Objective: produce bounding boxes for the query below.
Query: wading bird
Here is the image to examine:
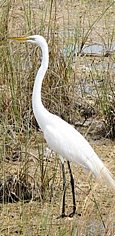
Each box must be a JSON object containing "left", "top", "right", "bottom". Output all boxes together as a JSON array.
[{"left": 9, "top": 35, "right": 115, "bottom": 217}]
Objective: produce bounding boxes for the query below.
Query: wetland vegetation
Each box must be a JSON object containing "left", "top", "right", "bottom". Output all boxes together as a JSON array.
[{"left": 0, "top": 0, "right": 115, "bottom": 235}]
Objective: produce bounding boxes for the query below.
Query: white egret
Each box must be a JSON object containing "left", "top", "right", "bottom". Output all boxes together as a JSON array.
[{"left": 9, "top": 35, "right": 115, "bottom": 217}]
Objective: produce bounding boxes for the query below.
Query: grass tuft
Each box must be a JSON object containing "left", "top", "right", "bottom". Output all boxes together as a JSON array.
[{"left": 0, "top": 0, "right": 115, "bottom": 235}]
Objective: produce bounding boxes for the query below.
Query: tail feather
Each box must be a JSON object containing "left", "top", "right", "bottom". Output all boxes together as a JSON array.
[
  {"left": 98, "top": 166, "right": 115, "bottom": 190},
  {"left": 87, "top": 154, "right": 115, "bottom": 190}
]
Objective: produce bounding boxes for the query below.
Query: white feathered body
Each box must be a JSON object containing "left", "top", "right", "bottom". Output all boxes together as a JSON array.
[
  {"left": 44, "top": 114, "right": 98, "bottom": 168},
  {"left": 34, "top": 106, "right": 115, "bottom": 189},
  {"left": 30, "top": 35, "right": 115, "bottom": 190}
]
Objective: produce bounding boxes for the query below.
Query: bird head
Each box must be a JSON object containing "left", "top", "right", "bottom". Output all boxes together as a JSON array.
[{"left": 8, "top": 35, "right": 47, "bottom": 48}]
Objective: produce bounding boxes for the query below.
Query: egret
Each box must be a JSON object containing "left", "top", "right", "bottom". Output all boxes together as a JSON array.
[{"left": 9, "top": 35, "right": 115, "bottom": 217}]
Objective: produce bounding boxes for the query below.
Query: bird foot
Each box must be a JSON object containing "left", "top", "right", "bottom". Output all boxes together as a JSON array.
[
  {"left": 68, "top": 211, "right": 76, "bottom": 218},
  {"left": 56, "top": 213, "right": 68, "bottom": 219},
  {"left": 68, "top": 211, "right": 81, "bottom": 217},
  {"left": 57, "top": 212, "right": 76, "bottom": 219},
  {"left": 57, "top": 210, "right": 81, "bottom": 219}
]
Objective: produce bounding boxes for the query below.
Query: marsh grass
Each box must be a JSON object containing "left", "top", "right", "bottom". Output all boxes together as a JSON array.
[
  {"left": 90, "top": 64, "right": 115, "bottom": 138},
  {"left": 0, "top": 0, "right": 115, "bottom": 235}
]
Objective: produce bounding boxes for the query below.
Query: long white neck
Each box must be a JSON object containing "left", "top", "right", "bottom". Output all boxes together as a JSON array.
[{"left": 32, "top": 39, "right": 50, "bottom": 130}]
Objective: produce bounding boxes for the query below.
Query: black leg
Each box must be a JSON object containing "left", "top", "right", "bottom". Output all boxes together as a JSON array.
[
  {"left": 61, "top": 162, "right": 67, "bottom": 217},
  {"left": 57, "top": 162, "right": 67, "bottom": 218},
  {"left": 67, "top": 161, "right": 76, "bottom": 217}
]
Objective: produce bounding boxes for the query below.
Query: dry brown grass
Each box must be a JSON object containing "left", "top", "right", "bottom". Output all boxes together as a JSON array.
[{"left": 0, "top": 0, "right": 115, "bottom": 235}]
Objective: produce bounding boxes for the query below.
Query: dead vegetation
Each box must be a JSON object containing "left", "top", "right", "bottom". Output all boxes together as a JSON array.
[{"left": 0, "top": 0, "right": 115, "bottom": 235}]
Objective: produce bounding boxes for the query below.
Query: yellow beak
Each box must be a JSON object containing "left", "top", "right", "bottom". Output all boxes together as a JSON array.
[{"left": 8, "top": 36, "right": 29, "bottom": 41}]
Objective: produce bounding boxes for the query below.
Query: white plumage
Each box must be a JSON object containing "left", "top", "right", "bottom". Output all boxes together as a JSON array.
[
  {"left": 43, "top": 113, "right": 115, "bottom": 188},
  {"left": 10, "top": 34, "right": 115, "bottom": 217},
  {"left": 30, "top": 35, "right": 115, "bottom": 189},
  {"left": 11, "top": 35, "right": 115, "bottom": 191}
]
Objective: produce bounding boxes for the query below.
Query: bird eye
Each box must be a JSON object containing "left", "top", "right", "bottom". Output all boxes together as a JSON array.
[{"left": 29, "top": 37, "right": 35, "bottom": 41}]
